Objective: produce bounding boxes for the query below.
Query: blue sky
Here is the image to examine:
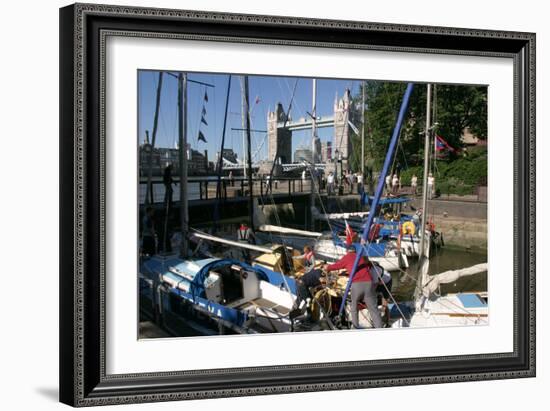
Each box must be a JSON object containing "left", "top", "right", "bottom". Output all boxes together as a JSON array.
[{"left": 138, "top": 71, "right": 362, "bottom": 162}]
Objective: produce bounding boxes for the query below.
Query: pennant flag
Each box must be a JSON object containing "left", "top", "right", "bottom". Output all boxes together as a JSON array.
[
  {"left": 201, "top": 116, "right": 208, "bottom": 126},
  {"left": 204, "top": 91, "right": 208, "bottom": 102},
  {"left": 344, "top": 220, "right": 355, "bottom": 246},
  {"left": 201, "top": 106, "right": 207, "bottom": 116},
  {"left": 435, "top": 135, "right": 456, "bottom": 153},
  {"left": 198, "top": 131, "right": 207, "bottom": 143}
]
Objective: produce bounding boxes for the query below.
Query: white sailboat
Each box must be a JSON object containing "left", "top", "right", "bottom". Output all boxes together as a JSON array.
[{"left": 393, "top": 84, "right": 488, "bottom": 328}]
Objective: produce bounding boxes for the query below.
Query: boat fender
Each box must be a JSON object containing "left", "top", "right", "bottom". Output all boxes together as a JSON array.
[{"left": 401, "top": 221, "right": 416, "bottom": 236}]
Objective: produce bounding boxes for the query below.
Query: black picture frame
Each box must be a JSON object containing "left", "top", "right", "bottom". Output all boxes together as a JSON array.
[{"left": 59, "top": 3, "right": 536, "bottom": 407}]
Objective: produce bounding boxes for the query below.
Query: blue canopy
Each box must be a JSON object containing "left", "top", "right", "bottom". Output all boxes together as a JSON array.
[{"left": 361, "top": 193, "right": 412, "bottom": 206}]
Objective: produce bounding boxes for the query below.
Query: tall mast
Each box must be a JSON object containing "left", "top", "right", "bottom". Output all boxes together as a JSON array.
[
  {"left": 415, "top": 83, "right": 433, "bottom": 301},
  {"left": 338, "top": 83, "right": 414, "bottom": 317},
  {"left": 145, "top": 71, "right": 163, "bottom": 205},
  {"left": 240, "top": 77, "right": 247, "bottom": 178},
  {"left": 243, "top": 76, "right": 254, "bottom": 229},
  {"left": 177, "top": 72, "right": 189, "bottom": 257},
  {"left": 361, "top": 80, "right": 366, "bottom": 176},
  {"left": 213, "top": 76, "right": 233, "bottom": 226},
  {"left": 432, "top": 84, "right": 438, "bottom": 174},
  {"left": 310, "top": 79, "right": 317, "bottom": 229}
]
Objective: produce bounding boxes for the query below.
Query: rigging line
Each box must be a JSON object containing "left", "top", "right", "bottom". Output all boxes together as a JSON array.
[
  {"left": 252, "top": 133, "right": 269, "bottom": 160},
  {"left": 398, "top": 133, "right": 409, "bottom": 170},
  {"left": 260, "top": 188, "right": 296, "bottom": 299},
  {"left": 266, "top": 79, "right": 299, "bottom": 195},
  {"left": 284, "top": 78, "right": 305, "bottom": 123},
  {"left": 372, "top": 267, "right": 410, "bottom": 325},
  {"left": 305, "top": 162, "right": 334, "bottom": 233}
]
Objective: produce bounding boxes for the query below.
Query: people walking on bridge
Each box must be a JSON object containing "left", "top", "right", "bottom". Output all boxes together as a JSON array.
[{"left": 385, "top": 174, "right": 392, "bottom": 194}]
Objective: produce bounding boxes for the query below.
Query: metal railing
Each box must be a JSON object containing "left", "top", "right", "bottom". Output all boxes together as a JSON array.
[{"left": 139, "top": 177, "right": 318, "bottom": 205}]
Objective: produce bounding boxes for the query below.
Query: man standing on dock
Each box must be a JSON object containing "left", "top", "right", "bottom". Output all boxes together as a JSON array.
[
  {"left": 324, "top": 246, "right": 383, "bottom": 329},
  {"left": 163, "top": 163, "right": 176, "bottom": 209},
  {"left": 411, "top": 174, "right": 418, "bottom": 195},
  {"left": 356, "top": 172, "right": 364, "bottom": 195},
  {"left": 427, "top": 173, "right": 435, "bottom": 199},
  {"left": 327, "top": 171, "right": 335, "bottom": 196}
]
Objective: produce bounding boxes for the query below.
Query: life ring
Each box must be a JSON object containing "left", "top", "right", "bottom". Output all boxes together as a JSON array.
[{"left": 401, "top": 221, "right": 416, "bottom": 236}]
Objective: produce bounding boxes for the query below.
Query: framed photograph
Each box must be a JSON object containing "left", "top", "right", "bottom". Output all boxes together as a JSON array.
[{"left": 59, "top": 3, "right": 535, "bottom": 407}]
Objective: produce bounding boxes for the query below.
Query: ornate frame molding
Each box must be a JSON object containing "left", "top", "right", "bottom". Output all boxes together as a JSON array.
[{"left": 60, "top": 3, "right": 535, "bottom": 407}]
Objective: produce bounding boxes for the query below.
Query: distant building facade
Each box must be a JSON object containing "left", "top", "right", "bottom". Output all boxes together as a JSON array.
[
  {"left": 139, "top": 143, "right": 208, "bottom": 176},
  {"left": 294, "top": 147, "right": 313, "bottom": 163},
  {"left": 267, "top": 103, "right": 292, "bottom": 164},
  {"left": 321, "top": 141, "right": 332, "bottom": 163}
]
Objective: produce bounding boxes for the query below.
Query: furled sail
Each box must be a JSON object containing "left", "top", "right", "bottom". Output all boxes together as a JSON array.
[{"left": 423, "top": 263, "right": 487, "bottom": 295}]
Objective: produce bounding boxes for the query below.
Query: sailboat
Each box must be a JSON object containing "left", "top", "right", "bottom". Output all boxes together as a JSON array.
[
  {"left": 139, "top": 74, "right": 319, "bottom": 336},
  {"left": 349, "top": 83, "right": 488, "bottom": 329},
  {"left": 391, "top": 83, "right": 488, "bottom": 328}
]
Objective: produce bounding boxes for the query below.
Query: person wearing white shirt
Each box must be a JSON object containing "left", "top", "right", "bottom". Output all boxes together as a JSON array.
[
  {"left": 411, "top": 174, "right": 418, "bottom": 195},
  {"left": 392, "top": 173, "right": 399, "bottom": 194},
  {"left": 356, "top": 172, "right": 364, "bottom": 194},
  {"left": 385, "top": 174, "right": 391, "bottom": 193},
  {"left": 427, "top": 173, "right": 435, "bottom": 199},
  {"left": 327, "top": 171, "right": 335, "bottom": 196}
]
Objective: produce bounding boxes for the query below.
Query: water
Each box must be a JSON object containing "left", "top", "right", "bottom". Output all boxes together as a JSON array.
[
  {"left": 391, "top": 247, "right": 487, "bottom": 301},
  {"left": 215, "top": 225, "right": 487, "bottom": 302}
]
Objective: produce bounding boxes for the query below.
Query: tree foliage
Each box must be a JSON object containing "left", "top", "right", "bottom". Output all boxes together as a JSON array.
[
  {"left": 349, "top": 82, "right": 488, "bottom": 172},
  {"left": 347, "top": 81, "right": 488, "bottom": 195}
]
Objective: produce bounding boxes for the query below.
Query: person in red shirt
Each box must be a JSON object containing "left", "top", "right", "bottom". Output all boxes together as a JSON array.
[{"left": 325, "top": 245, "right": 383, "bottom": 329}]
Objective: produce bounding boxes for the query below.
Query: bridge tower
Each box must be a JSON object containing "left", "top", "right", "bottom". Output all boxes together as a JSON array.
[
  {"left": 333, "top": 88, "right": 353, "bottom": 172},
  {"left": 267, "top": 103, "right": 292, "bottom": 164}
]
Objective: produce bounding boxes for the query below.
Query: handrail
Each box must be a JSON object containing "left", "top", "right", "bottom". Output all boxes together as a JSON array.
[{"left": 138, "top": 176, "right": 327, "bottom": 204}]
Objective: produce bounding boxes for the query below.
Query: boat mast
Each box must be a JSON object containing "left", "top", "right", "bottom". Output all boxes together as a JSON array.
[
  {"left": 240, "top": 77, "right": 247, "bottom": 178},
  {"left": 177, "top": 72, "right": 189, "bottom": 257},
  {"left": 416, "top": 83, "right": 433, "bottom": 297},
  {"left": 213, "top": 75, "right": 233, "bottom": 226},
  {"left": 145, "top": 71, "right": 163, "bottom": 205},
  {"left": 361, "top": 80, "right": 366, "bottom": 176},
  {"left": 243, "top": 75, "right": 254, "bottom": 229},
  {"left": 432, "top": 84, "right": 438, "bottom": 175},
  {"left": 338, "top": 83, "right": 415, "bottom": 317},
  {"left": 310, "top": 79, "right": 317, "bottom": 229}
]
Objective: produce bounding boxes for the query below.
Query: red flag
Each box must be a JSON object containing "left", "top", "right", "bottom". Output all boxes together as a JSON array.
[
  {"left": 345, "top": 220, "right": 355, "bottom": 246},
  {"left": 435, "top": 135, "right": 456, "bottom": 152}
]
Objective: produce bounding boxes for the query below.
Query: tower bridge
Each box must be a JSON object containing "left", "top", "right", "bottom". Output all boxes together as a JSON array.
[{"left": 263, "top": 89, "right": 356, "bottom": 174}]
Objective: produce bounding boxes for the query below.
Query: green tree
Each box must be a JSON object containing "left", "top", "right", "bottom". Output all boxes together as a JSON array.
[{"left": 350, "top": 81, "right": 487, "bottom": 171}]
